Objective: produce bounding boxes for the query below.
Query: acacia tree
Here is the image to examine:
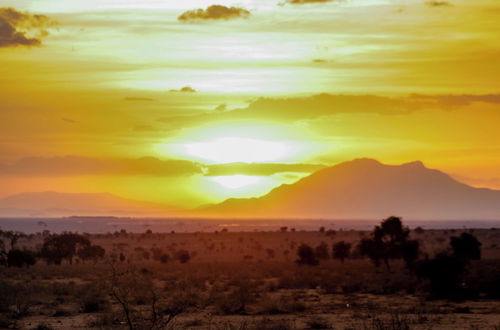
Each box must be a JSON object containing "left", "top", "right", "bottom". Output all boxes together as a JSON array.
[
  {"left": 40, "top": 233, "right": 91, "bottom": 265},
  {"left": 358, "top": 216, "right": 419, "bottom": 269}
]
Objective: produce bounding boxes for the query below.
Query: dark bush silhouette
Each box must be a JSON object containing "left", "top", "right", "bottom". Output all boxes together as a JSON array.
[
  {"left": 402, "top": 239, "right": 420, "bottom": 271},
  {"left": 175, "top": 250, "right": 191, "bottom": 263},
  {"left": 77, "top": 245, "right": 105, "bottom": 263},
  {"left": 332, "top": 241, "right": 351, "bottom": 263},
  {"left": 7, "top": 249, "right": 36, "bottom": 268},
  {"left": 417, "top": 253, "right": 466, "bottom": 299},
  {"left": 315, "top": 242, "right": 330, "bottom": 260},
  {"left": 40, "top": 233, "right": 90, "bottom": 265},
  {"left": 451, "top": 232, "right": 481, "bottom": 261},
  {"left": 296, "top": 243, "right": 319, "bottom": 266}
]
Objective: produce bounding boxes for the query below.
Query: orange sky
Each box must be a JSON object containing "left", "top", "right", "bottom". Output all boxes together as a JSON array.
[{"left": 0, "top": 0, "right": 499, "bottom": 208}]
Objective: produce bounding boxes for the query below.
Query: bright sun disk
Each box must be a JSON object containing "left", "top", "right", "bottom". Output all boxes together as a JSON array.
[{"left": 184, "top": 137, "right": 291, "bottom": 164}]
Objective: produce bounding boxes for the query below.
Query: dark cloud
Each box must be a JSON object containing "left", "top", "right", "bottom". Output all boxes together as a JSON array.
[
  {"left": 409, "top": 94, "right": 500, "bottom": 107},
  {"left": 62, "top": 118, "right": 76, "bottom": 124},
  {"left": 154, "top": 93, "right": 500, "bottom": 133},
  {"left": 425, "top": 1, "right": 452, "bottom": 7},
  {"left": 240, "top": 93, "right": 427, "bottom": 119},
  {"left": 169, "top": 86, "right": 197, "bottom": 93},
  {"left": 205, "top": 163, "right": 326, "bottom": 176},
  {"left": 0, "top": 156, "right": 202, "bottom": 177},
  {"left": 0, "top": 7, "right": 55, "bottom": 48},
  {"left": 124, "top": 97, "right": 155, "bottom": 102},
  {"left": 214, "top": 104, "right": 227, "bottom": 111},
  {"left": 178, "top": 5, "right": 250, "bottom": 22}
]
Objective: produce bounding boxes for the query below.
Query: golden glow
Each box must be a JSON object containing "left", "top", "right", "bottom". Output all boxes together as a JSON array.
[
  {"left": 1, "top": 0, "right": 499, "bottom": 209},
  {"left": 210, "top": 175, "right": 262, "bottom": 189},
  {"left": 184, "top": 137, "right": 291, "bottom": 164}
]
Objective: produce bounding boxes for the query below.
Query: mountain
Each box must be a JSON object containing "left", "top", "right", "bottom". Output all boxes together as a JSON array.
[
  {"left": 0, "top": 191, "right": 175, "bottom": 217},
  {"left": 202, "top": 158, "right": 500, "bottom": 220}
]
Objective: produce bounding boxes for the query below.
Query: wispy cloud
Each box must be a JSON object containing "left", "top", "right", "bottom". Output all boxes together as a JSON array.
[
  {"left": 0, "top": 156, "right": 202, "bottom": 177},
  {"left": 178, "top": 5, "right": 250, "bottom": 22}
]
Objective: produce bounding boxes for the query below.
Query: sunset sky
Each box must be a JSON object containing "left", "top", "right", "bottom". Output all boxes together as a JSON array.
[{"left": 1, "top": 0, "right": 499, "bottom": 208}]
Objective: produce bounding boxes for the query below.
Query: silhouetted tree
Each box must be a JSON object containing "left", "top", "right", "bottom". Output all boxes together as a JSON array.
[
  {"left": 296, "top": 243, "right": 318, "bottom": 266},
  {"left": 40, "top": 233, "right": 90, "bottom": 265},
  {"left": 1, "top": 231, "right": 25, "bottom": 250},
  {"left": 451, "top": 233, "right": 481, "bottom": 261},
  {"left": 315, "top": 242, "right": 330, "bottom": 260},
  {"left": 358, "top": 216, "right": 418, "bottom": 269},
  {"left": 417, "top": 253, "right": 466, "bottom": 300},
  {"left": 7, "top": 249, "right": 36, "bottom": 268},
  {"left": 332, "top": 241, "right": 351, "bottom": 263},
  {"left": 78, "top": 245, "right": 106, "bottom": 263}
]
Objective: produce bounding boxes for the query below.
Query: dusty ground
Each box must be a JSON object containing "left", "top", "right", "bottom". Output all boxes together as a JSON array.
[{"left": 1, "top": 228, "right": 500, "bottom": 329}]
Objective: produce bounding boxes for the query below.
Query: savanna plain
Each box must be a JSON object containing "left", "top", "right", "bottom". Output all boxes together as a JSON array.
[{"left": 1, "top": 217, "right": 500, "bottom": 330}]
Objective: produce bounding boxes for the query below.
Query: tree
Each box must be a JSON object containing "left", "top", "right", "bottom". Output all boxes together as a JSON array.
[
  {"left": 40, "top": 233, "right": 90, "bottom": 265},
  {"left": 296, "top": 243, "right": 318, "bottom": 266},
  {"left": 450, "top": 233, "right": 481, "bottom": 261},
  {"left": 417, "top": 253, "right": 466, "bottom": 299},
  {"left": 358, "top": 238, "right": 383, "bottom": 267},
  {"left": 358, "top": 216, "right": 419, "bottom": 269},
  {"left": 315, "top": 242, "right": 330, "bottom": 260},
  {"left": 1, "top": 231, "right": 26, "bottom": 250},
  {"left": 332, "top": 241, "right": 351, "bottom": 263},
  {"left": 78, "top": 245, "right": 106, "bottom": 264},
  {"left": 7, "top": 249, "right": 36, "bottom": 268}
]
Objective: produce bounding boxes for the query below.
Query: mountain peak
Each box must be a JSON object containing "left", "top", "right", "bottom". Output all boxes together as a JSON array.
[
  {"left": 203, "top": 158, "right": 500, "bottom": 220},
  {"left": 401, "top": 160, "right": 426, "bottom": 168}
]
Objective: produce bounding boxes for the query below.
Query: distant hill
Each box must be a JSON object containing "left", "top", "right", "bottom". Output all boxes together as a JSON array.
[
  {"left": 0, "top": 191, "right": 175, "bottom": 217},
  {"left": 201, "top": 158, "right": 500, "bottom": 220}
]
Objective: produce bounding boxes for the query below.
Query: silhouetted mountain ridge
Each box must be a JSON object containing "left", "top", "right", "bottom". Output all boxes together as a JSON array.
[{"left": 203, "top": 158, "right": 500, "bottom": 220}]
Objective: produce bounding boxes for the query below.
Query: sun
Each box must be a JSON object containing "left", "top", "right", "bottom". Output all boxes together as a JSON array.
[{"left": 184, "top": 137, "right": 291, "bottom": 164}]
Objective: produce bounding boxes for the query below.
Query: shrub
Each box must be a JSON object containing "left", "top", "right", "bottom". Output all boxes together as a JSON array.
[{"left": 296, "top": 244, "right": 318, "bottom": 266}]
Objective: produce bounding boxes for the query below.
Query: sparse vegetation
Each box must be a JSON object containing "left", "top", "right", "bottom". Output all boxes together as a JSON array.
[{"left": 0, "top": 219, "right": 499, "bottom": 328}]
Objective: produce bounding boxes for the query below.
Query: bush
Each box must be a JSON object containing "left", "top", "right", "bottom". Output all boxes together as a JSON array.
[{"left": 296, "top": 244, "right": 319, "bottom": 266}]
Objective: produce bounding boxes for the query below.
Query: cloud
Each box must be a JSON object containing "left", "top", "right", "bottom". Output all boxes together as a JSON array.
[
  {"left": 284, "top": 0, "right": 340, "bottom": 4},
  {"left": 205, "top": 163, "right": 326, "bottom": 176},
  {"left": 0, "top": 7, "right": 55, "bottom": 48},
  {"left": 0, "top": 156, "right": 202, "bottom": 177},
  {"left": 409, "top": 94, "right": 500, "bottom": 107},
  {"left": 425, "top": 1, "right": 452, "bottom": 7},
  {"left": 169, "top": 86, "right": 197, "bottom": 93},
  {"left": 178, "top": 5, "right": 250, "bottom": 22},
  {"left": 62, "top": 118, "right": 76, "bottom": 124},
  {"left": 239, "top": 93, "right": 428, "bottom": 120},
  {"left": 124, "top": 97, "right": 155, "bottom": 102}
]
